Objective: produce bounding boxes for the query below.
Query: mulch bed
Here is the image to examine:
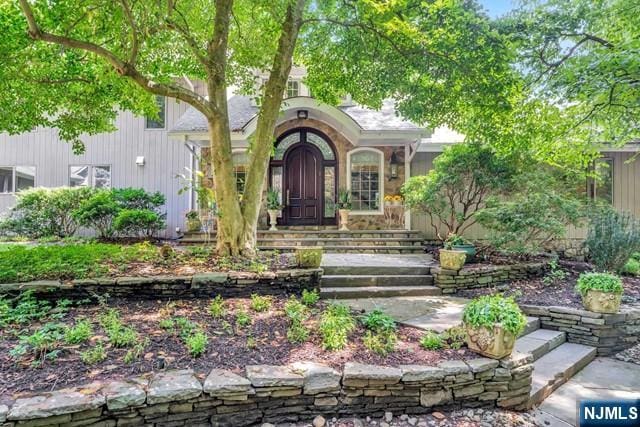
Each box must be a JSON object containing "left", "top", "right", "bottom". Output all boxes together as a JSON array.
[
  {"left": 0, "top": 297, "right": 473, "bottom": 401},
  {"left": 458, "top": 260, "right": 640, "bottom": 308}
]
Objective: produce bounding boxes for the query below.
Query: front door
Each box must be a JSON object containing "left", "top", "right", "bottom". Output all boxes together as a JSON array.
[{"left": 284, "top": 144, "right": 323, "bottom": 225}]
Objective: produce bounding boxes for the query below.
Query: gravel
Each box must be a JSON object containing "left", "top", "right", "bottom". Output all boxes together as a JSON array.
[{"left": 615, "top": 343, "right": 640, "bottom": 365}]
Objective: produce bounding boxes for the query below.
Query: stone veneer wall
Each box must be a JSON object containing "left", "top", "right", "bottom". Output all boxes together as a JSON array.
[
  {"left": 0, "top": 269, "right": 322, "bottom": 300},
  {"left": 0, "top": 356, "right": 534, "bottom": 427},
  {"left": 432, "top": 263, "right": 548, "bottom": 294},
  {"left": 520, "top": 304, "right": 640, "bottom": 356}
]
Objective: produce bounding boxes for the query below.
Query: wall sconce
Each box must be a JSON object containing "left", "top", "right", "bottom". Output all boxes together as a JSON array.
[
  {"left": 135, "top": 156, "right": 145, "bottom": 166},
  {"left": 389, "top": 150, "right": 400, "bottom": 180},
  {"left": 297, "top": 110, "right": 308, "bottom": 120}
]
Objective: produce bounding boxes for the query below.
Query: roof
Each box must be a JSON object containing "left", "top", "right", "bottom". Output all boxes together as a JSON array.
[{"left": 170, "top": 95, "right": 421, "bottom": 134}]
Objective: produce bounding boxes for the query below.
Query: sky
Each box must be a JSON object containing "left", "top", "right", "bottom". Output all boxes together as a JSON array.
[{"left": 479, "top": 0, "right": 518, "bottom": 17}]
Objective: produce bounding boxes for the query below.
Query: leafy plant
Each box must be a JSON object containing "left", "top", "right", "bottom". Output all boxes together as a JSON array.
[
  {"left": 72, "top": 190, "right": 120, "bottom": 239},
  {"left": 99, "top": 309, "right": 138, "bottom": 347},
  {"left": 266, "top": 189, "right": 283, "bottom": 210},
  {"left": 80, "top": 341, "right": 107, "bottom": 365},
  {"left": 420, "top": 331, "right": 443, "bottom": 350},
  {"left": 443, "top": 233, "right": 469, "bottom": 249},
  {"left": 585, "top": 209, "right": 640, "bottom": 272},
  {"left": 336, "top": 188, "right": 352, "bottom": 210},
  {"left": 319, "top": 303, "right": 355, "bottom": 350},
  {"left": 124, "top": 338, "right": 149, "bottom": 364},
  {"left": 0, "top": 291, "right": 52, "bottom": 324},
  {"left": 363, "top": 330, "right": 396, "bottom": 355},
  {"left": 575, "top": 272, "right": 624, "bottom": 296},
  {"left": 623, "top": 256, "right": 640, "bottom": 276},
  {"left": 64, "top": 319, "right": 93, "bottom": 344},
  {"left": 301, "top": 289, "right": 320, "bottom": 307},
  {"left": 12, "top": 322, "right": 65, "bottom": 365},
  {"left": 159, "top": 318, "right": 175, "bottom": 331},
  {"left": 360, "top": 309, "right": 396, "bottom": 333},
  {"left": 209, "top": 295, "right": 226, "bottom": 319},
  {"left": 441, "top": 325, "right": 467, "bottom": 349},
  {"left": 250, "top": 294, "right": 272, "bottom": 312},
  {"left": 113, "top": 209, "right": 165, "bottom": 238},
  {"left": 462, "top": 295, "right": 527, "bottom": 336},
  {"left": 235, "top": 310, "right": 251, "bottom": 329},
  {"left": 185, "top": 331, "right": 208, "bottom": 357},
  {"left": 284, "top": 297, "right": 310, "bottom": 343},
  {"left": 542, "top": 259, "right": 567, "bottom": 287}
]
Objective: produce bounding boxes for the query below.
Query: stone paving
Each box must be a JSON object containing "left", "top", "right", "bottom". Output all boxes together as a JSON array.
[{"left": 321, "top": 253, "right": 435, "bottom": 269}]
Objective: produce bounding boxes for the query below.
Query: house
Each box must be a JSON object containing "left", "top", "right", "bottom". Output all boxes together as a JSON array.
[{"left": 1, "top": 68, "right": 638, "bottom": 245}]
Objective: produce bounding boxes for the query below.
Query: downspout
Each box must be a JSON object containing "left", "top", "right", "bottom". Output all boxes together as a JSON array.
[{"left": 183, "top": 136, "right": 197, "bottom": 211}]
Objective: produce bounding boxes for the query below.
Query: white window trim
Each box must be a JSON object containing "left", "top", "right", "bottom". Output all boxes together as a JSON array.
[
  {"left": 69, "top": 164, "right": 112, "bottom": 188},
  {"left": 286, "top": 79, "right": 300, "bottom": 98},
  {"left": 346, "top": 147, "right": 384, "bottom": 215},
  {"left": 0, "top": 166, "right": 37, "bottom": 194},
  {"left": 145, "top": 96, "right": 167, "bottom": 130}
]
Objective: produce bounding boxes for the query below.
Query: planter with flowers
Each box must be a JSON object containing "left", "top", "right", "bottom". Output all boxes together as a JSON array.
[
  {"left": 462, "top": 294, "right": 527, "bottom": 359},
  {"left": 445, "top": 233, "right": 476, "bottom": 263},
  {"left": 336, "top": 189, "right": 352, "bottom": 231},
  {"left": 266, "top": 189, "right": 284, "bottom": 231},
  {"left": 439, "top": 237, "right": 467, "bottom": 271},
  {"left": 185, "top": 210, "right": 202, "bottom": 233},
  {"left": 575, "top": 272, "right": 624, "bottom": 314}
]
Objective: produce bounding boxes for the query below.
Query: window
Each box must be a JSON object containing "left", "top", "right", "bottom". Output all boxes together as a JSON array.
[
  {"left": 286, "top": 80, "right": 299, "bottom": 98},
  {"left": 0, "top": 166, "right": 35, "bottom": 194},
  {"left": 347, "top": 149, "right": 383, "bottom": 213},
  {"left": 588, "top": 158, "right": 613, "bottom": 204},
  {"left": 70, "top": 165, "right": 111, "bottom": 188},
  {"left": 145, "top": 96, "right": 166, "bottom": 129},
  {"left": 232, "top": 151, "right": 249, "bottom": 194}
]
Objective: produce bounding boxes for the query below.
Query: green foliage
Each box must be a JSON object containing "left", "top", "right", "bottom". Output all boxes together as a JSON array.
[
  {"left": 159, "top": 318, "right": 175, "bottom": 331},
  {"left": 542, "top": 260, "right": 568, "bottom": 287},
  {"left": 266, "top": 189, "right": 283, "bottom": 210},
  {"left": 623, "top": 256, "right": 640, "bottom": 277},
  {"left": 235, "top": 310, "right": 252, "bottom": 329},
  {"left": 360, "top": 309, "right": 396, "bottom": 333},
  {"left": 99, "top": 309, "right": 138, "bottom": 347},
  {"left": 185, "top": 331, "right": 208, "bottom": 357},
  {"left": 73, "top": 190, "right": 120, "bottom": 239},
  {"left": 80, "top": 341, "right": 107, "bottom": 365},
  {"left": 441, "top": 325, "right": 467, "bottom": 350},
  {"left": 11, "top": 322, "right": 65, "bottom": 365},
  {"left": 301, "top": 289, "right": 320, "bottom": 307},
  {"left": 444, "top": 234, "right": 469, "bottom": 249},
  {"left": 250, "top": 294, "right": 272, "bottom": 312},
  {"left": 209, "top": 295, "right": 226, "bottom": 319},
  {"left": 362, "top": 330, "right": 397, "bottom": 356},
  {"left": 295, "top": 247, "right": 323, "bottom": 268},
  {"left": 319, "top": 303, "right": 355, "bottom": 350},
  {"left": 284, "top": 297, "right": 310, "bottom": 344},
  {"left": 575, "top": 272, "right": 624, "bottom": 297},
  {"left": 585, "top": 209, "right": 640, "bottom": 273},
  {"left": 124, "top": 338, "right": 149, "bottom": 364},
  {"left": 402, "top": 142, "right": 517, "bottom": 240},
  {"left": 420, "top": 331, "right": 443, "bottom": 350},
  {"left": 0, "top": 291, "right": 52, "bottom": 324},
  {"left": 462, "top": 295, "right": 527, "bottom": 336},
  {"left": 336, "top": 189, "right": 352, "bottom": 210},
  {"left": 64, "top": 319, "right": 93, "bottom": 344},
  {"left": 113, "top": 209, "right": 165, "bottom": 238}
]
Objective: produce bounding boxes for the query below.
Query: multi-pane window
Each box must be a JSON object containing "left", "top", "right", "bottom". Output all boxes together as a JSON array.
[
  {"left": 232, "top": 152, "right": 249, "bottom": 194},
  {"left": 0, "top": 166, "right": 36, "bottom": 193},
  {"left": 286, "top": 80, "right": 300, "bottom": 98},
  {"left": 69, "top": 165, "right": 111, "bottom": 188},
  {"left": 145, "top": 95, "right": 166, "bottom": 129},
  {"left": 349, "top": 149, "right": 382, "bottom": 212},
  {"left": 588, "top": 158, "right": 613, "bottom": 204}
]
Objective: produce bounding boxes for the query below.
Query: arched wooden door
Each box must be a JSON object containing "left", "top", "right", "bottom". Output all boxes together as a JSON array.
[{"left": 284, "top": 144, "right": 323, "bottom": 225}]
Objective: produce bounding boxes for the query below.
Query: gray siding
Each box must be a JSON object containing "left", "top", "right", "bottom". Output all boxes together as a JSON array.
[{"left": 0, "top": 99, "right": 193, "bottom": 238}]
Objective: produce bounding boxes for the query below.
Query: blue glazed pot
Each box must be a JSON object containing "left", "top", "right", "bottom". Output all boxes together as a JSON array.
[{"left": 452, "top": 244, "right": 476, "bottom": 263}]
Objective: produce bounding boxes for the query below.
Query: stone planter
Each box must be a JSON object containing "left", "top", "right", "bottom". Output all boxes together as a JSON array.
[
  {"left": 186, "top": 217, "right": 202, "bottom": 233},
  {"left": 465, "top": 323, "right": 516, "bottom": 359},
  {"left": 268, "top": 209, "right": 280, "bottom": 231},
  {"left": 391, "top": 200, "right": 402, "bottom": 207},
  {"left": 439, "top": 249, "right": 467, "bottom": 271},
  {"left": 339, "top": 209, "right": 350, "bottom": 231},
  {"left": 452, "top": 244, "right": 476, "bottom": 263},
  {"left": 295, "top": 247, "right": 323, "bottom": 268},
  {"left": 582, "top": 289, "right": 622, "bottom": 314}
]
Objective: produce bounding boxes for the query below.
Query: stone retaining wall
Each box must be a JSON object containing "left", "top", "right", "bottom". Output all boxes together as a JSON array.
[
  {"left": 521, "top": 304, "right": 640, "bottom": 356},
  {"left": 0, "top": 356, "right": 534, "bottom": 427},
  {"left": 0, "top": 269, "right": 322, "bottom": 300},
  {"left": 432, "top": 263, "right": 547, "bottom": 294}
]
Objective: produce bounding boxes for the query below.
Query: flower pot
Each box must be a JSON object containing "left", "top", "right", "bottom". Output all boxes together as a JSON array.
[
  {"left": 582, "top": 289, "right": 622, "bottom": 314},
  {"left": 452, "top": 244, "right": 476, "bottom": 263},
  {"left": 465, "top": 323, "right": 516, "bottom": 359},
  {"left": 186, "top": 217, "right": 202, "bottom": 233},
  {"left": 295, "top": 246, "right": 323, "bottom": 268},
  {"left": 268, "top": 209, "right": 280, "bottom": 231},
  {"left": 384, "top": 200, "right": 392, "bottom": 207},
  {"left": 439, "top": 249, "right": 467, "bottom": 271},
  {"left": 391, "top": 200, "right": 401, "bottom": 207},
  {"left": 339, "top": 209, "right": 350, "bottom": 231}
]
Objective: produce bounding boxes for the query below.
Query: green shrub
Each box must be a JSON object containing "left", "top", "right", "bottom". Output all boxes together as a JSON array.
[
  {"left": 575, "top": 272, "right": 624, "bottom": 296},
  {"left": 235, "top": 310, "right": 251, "bottom": 329},
  {"left": 284, "top": 297, "right": 310, "bottom": 343},
  {"left": 64, "top": 319, "right": 93, "bottom": 344},
  {"left": 319, "top": 303, "right": 355, "bottom": 350},
  {"left": 250, "top": 294, "right": 272, "bottom": 312},
  {"left": 113, "top": 209, "right": 165, "bottom": 238},
  {"left": 542, "top": 259, "right": 567, "bottom": 287},
  {"left": 363, "top": 330, "right": 397, "bottom": 355},
  {"left": 11, "top": 322, "right": 65, "bottom": 365},
  {"left": 585, "top": 209, "right": 640, "bottom": 272},
  {"left": 623, "top": 258, "right": 640, "bottom": 276},
  {"left": 80, "top": 341, "right": 107, "bottom": 365},
  {"left": 99, "top": 309, "right": 139, "bottom": 347},
  {"left": 360, "top": 309, "right": 396, "bottom": 333},
  {"left": 209, "top": 295, "right": 226, "bottom": 319},
  {"left": 112, "top": 188, "right": 165, "bottom": 211},
  {"left": 295, "top": 247, "right": 323, "bottom": 268},
  {"left": 301, "top": 289, "right": 320, "bottom": 307},
  {"left": 73, "top": 190, "right": 119, "bottom": 239},
  {"left": 159, "top": 318, "right": 175, "bottom": 331},
  {"left": 441, "top": 325, "right": 467, "bottom": 349},
  {"left": 0, "top": 291, "right": 52, "bottom": 324},
  {"left": 420, "top": 331, "right": 443, "bottom": 350},
  {"left": 124, "top": 338, "right": 149, "bottom": 364},
  {"left": 185, "top": 331, "right": 208, "bottom": 357},
  {"left": 462, "top": 295, "right": 527, "bottom": 336}
]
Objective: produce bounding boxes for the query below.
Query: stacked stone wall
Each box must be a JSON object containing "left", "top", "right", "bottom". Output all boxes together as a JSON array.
[{"left": 432, "top": 263, "right": 547, "bottom": 294}]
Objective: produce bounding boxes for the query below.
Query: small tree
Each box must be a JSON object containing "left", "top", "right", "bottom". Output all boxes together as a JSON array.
[
  {"left": 585, "top": 208, "right": 640, "bottom": 272},
  {"left": 402, "top": 142, "right": 517, "bottom": 240}
]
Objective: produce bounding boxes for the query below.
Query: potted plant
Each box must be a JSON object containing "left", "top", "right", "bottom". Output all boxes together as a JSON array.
[
  {"left": 392, "top": 194, "right": 403, "bottom": 206},
  {"left": 462, "top": 294, "right": 527, "bottom": 359},
  {"left": 336, "top": 189, "right": 352, "bottom": 231},
  {"left": 575, "top": 272, "right": 624, "bottom": 314},
  {"left": 445, "top": 233, "right": 476, "bottom": 263},
  {"left": 295, "top": 246, "right": 323, "bottom": 268},
  {"left": 439, "top": 238, "right": 467, "bottom": 270},
  {"left": 384, "top": 195, "right": 393, "bottom": 207},
  {"left": 185, "top": 210, "right": 202, "bottom": 233},
  {"left": 266, "top": 189, "right": 283, "bottom": 231}
]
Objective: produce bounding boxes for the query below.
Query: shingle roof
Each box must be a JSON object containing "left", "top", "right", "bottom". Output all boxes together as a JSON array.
[{"left": 170, "top": 96, "right": 421, "bottom": 133}]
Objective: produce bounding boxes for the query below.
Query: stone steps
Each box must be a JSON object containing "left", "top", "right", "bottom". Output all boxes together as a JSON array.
[
  {"left": 261, "top": 245, "right": 425, "bottom": 254},
  {"left": 323, "top": 265, "right": 432, "bottom": 276},
  {"left": 515, "top": 329, "right": 566, "bottom": 361},
  {"left": 322, "top": 274, "right": 434, "bottom": 288},
  {"left": 320, "top": 285, "right": 442, "bottom": 299},
  {"left": 521, "top": 316, "right": 541, "bottom": 337},
  {"left": 258, "top": 237, "right": 424, "bottom": 247}
]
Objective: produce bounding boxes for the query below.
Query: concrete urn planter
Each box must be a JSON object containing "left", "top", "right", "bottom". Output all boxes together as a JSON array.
[
  {"left": 295, "top": 246, "right": 323, "bottom": 268},
  {"left": 439, "top": 249, "right": 467, "bottom": 271},
  {"left": 268, "top": 209, "right": 280, "bottom": 231},
  {"left": 465, "top": 323, "right": 517, "bottom": 359},
  {"left": 186, "top": 217, "right": 202, "bottom": 233},
  {"left": 582, "top": 289, "right": 622, "bottom": 314},
  {"left": 339, "top": 209, "right": 350, "bottom": 231}
]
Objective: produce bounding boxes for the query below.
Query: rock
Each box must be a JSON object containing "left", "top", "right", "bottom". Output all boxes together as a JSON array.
[
  {"left": 102, "top": 380, "right": 147, "bottom": 410},
  {"left": 437, "top": 360, "right": 470, "bottom": 375},
  {"left": 147, "top": 369, "right": 202, "bottom": 405},
  {"left": 400, "top": 365, "right": 445, "bottom": 382},
  {"left": 204, "top": 369, "right": 252, "bottom": 396},
  {"left": 291, "top": 361, "right": 341, "bottom": 394},
  {"left": 432, "top": 412, "right": 446, "bottom": 420},
  {"left": 401, "top": 414, "right": 409, "bottom": 420},
  {"left": 313, "top": 415, "right": 326, "bottom": 427},
  {"left": 246, "top": 365, "right": 304, "bottom": 388},
  {"left": 343, "top": 363, "right": 402, "bottom": 384},
  {"left": 409, "top": 417, "right": 418, "bottom": 425},
  {"left": 421, "top": 389, "right": 452, "bottom": 407},
  {"left": 0, "top": 405, "right": 8, "bottom": 423},
  {"left": 381, "top": 422, "right": 390, "bottom": 427},
  {"left": 466, "top": 358, "right": 499, "bottom": 373},
  {"left": 353, "top": 419, "right": 365, "bottom": 427},
  {"left": 192, "top": 272, "right": 228, "bottom": 286},
  {"left": 8, "top": 389, "right": 104, "bottom": 420},
  {"left": 261, "top": 423, "right": 275, "bottom": 427},
  {"left": 314, "top": 397, "right": 338, "bottom": 407},
  {"left": 384, "top": 411, "right": 393, "bottom": 422}
]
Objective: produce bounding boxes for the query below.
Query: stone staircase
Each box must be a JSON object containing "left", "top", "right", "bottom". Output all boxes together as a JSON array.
[
  {"left": 320, "top": 254, "right": 440, "bottom": 299},
  {"left": 180, "top": 228, "right": 425, "bottom": 254},
  {"left": 515, "top": 318, "right": 598, "bottom": 408}
]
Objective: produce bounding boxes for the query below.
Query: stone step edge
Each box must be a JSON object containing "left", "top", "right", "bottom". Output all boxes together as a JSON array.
[
  {"left": 514, "top": 330, "right": 566, "bottom": 361},
  {"left": 320, "top": 285, "right": 442, "bottom": 298}
]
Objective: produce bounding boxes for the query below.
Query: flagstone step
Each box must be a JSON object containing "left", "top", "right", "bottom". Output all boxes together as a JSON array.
[
  {"left": 320, "top": 285, "right": 442, "bottom": 299},
  {"left": 322, "top": 274, "right": 434, "bottom": 287},
  {"left": 527, "top": 342, "right": 597, "bottom": 408},
  {"left": 515, "top": 329, "right": 566, "bottom": 361},
  {"left": 521, "top": 316, "right": 541, "bottom": 337},
  {"left": 258, "top": 237, "right": 424, "bottom": 247},
  {"left": 260, "top": 245, "right": 425, "bottom": 254},
  {"left": 322, "top": 265, "right": 432, "bottom": 276}
]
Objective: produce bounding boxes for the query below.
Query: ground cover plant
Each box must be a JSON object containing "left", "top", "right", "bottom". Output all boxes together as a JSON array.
[
  {"left": 462, "top": 295, "right": 527, "bottom": 337},
  {"left": 575, "top": 272, "right": 624, "bottom": 297},
  {"left": 0, "top": 294, "right": 474, "bottom": 396}
]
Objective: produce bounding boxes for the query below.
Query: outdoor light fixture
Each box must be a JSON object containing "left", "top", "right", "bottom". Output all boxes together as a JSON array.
[
  {"left": 389, "top": 150, "right": 400, "bottom": 180},
  {"left": 136, "top": 156, "right": 145, "bottom": 166},
  {"left": 297, "top": 109, "right": 308, "bottom": 120}
]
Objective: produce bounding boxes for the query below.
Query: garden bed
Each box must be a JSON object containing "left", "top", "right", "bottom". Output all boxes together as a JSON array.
[{"left": 0, "top": 294, "right": 475, "bottom": 400}]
